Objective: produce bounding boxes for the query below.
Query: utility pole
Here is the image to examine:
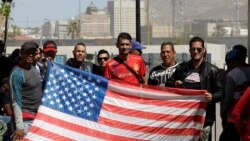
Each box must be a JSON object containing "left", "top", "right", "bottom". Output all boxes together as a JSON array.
[
  {"left": 146, "top": 0, "right": 150, "bottom": 45},
  {"left": 79, "top": 0, "right": 81, "bottom": 39},
  {"left": 136, "top": 0, "right": 141, "bottom": 43},
  {"left": 172, "top": 0, "right": 175, "bottom": 37},
  {"left": 235, "top": 0, "right": 241, "bottom": 37}
]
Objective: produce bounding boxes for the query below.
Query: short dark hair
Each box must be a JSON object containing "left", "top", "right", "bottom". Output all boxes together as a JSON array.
[
  {"left": 233, "top": 44, "right": 247, "bottom": 57},
  {"left": 43, "top": 40, "right": 57, "bottom": 49},
  {"left": 97, "top": 49, "right": 109, "bottom": 58},
  {"left": 189, "top": 36, "right": 205, "bottom": 48},
  {"left": 0, "top": 40, "right": 5, "bottom": 54},
  {"left": 161, "top": 42, "right": 175, "bottom": 52},
  {"left": 117, "top": 32, "right": 132, "bottom": 43},
  {"left": 1, "top": 77, "right": 9, "bottom": 86},
  {"left": 74, "top": 42, "right": 86, "bottom": 50}
]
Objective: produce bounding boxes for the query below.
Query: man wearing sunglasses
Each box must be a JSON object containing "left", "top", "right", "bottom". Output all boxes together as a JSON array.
[
  {"left": 166, "top": 37, "right": 223, "bottom": 141},
  {"left": 10, "top": 42, "right": 43, "bottom": 140},
  {"left": 66, "top": 42, "right": 101, "bottom": 75},
  {"left": 97, "top": 49, "right": 110, "bottom": 76}
]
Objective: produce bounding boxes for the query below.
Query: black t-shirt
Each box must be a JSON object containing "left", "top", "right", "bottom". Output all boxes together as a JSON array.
[
  {"left": 0, "top": 88, "right": 11, "bottom": 116},
  {"left": 0, "top": 56, "right": 12, "bottom": 82}
]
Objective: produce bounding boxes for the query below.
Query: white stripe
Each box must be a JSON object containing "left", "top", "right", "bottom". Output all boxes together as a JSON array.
[
  {"left": 100, "top": 110, "right": 204, "bottom": 130},
  {"left": 35, "top": 106, "right": 199, "bottom": 140},
  {"left": 30, "top": 119, "right": 104, "bottom": 141},
  {"left": 104, "top": 95, "right": 206, "bottom": 116},
  {"left": 108, "top": 82, "right": 206, "bottom": 101},
  {"left": 25, "top": 132, "right": 53, "bottom": 141}
]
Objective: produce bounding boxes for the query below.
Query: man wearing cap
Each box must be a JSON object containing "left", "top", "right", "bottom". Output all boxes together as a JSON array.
[
  {"left": 221, "top": 47, "right": 250, "bottom": 141},
  {"left": 104, "top": 32, "right": 147, "bottom": 85},
  {"left": 10, "top": 42, "right": 43, "bottom": 140},
  {"left": 148, "top": 42, "right": 179, "bottom": 86},
  {"left": 66, "top": 42, "right": 102, "bottom": 75},
  {"left": 130, "top": 40, "right": 146, "bottom": 56}
]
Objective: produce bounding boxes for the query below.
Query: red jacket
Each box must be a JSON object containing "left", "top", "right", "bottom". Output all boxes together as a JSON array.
[{"left": 232, "top": 87, "right": 250, "bottom": 141}]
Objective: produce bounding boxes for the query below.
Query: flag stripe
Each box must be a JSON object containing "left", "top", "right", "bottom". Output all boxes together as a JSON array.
[
  {"left": 102, "top": 103, "right": 204, "bottom": 123},
  {"left": 99, "top": 110, "right": 203, "bottom": 129},
  {"left": 34, "top": 107, "right": 147, "bottom": 140},
  {"left": 105, "top": 92, "right": 206, "bottom": 117},
  {"left": 107, "top": 90, "right": 207, "bottom": 109},
  {"left": 34, "top": 106, "right": 200, "bottom": 140},
  {"left": 109, "top": 81, "right": 206, "bottom": 100},
  {"left": 26, "top": 126, "right": 74, "bottom": 141},
  {"left": 23, "top": 133, "right": 52, "bottom": 141},
  {"left": 98, "top": 116, "right": 202, "bottom": 136}
]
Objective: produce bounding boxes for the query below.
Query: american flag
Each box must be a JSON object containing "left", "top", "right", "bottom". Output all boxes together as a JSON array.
[{"left": 24, "top": 62, "right": 207, "bottom": 141}]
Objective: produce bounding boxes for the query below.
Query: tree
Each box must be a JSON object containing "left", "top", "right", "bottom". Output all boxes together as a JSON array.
[
  {"left": 67, "top": 20, "right": 80, "bottom": 40},
  {"left": 212, "top": 24, "right": 227, "bottom": 37}
]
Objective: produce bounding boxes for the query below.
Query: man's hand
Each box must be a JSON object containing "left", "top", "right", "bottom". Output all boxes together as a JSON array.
[
  {"left": 11, "top": 129, "right": 25, "bottom": 141},
  {"left": 175, "top": 80, "right": 183, "bottom": 88},
  {"left": 204, "top": 93, "right": 212, "bottom": 102}
]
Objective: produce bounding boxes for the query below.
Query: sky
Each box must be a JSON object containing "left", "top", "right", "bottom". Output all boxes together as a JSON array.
[{"left": 12, "top": 0, "right": 108, "bottom": 27}]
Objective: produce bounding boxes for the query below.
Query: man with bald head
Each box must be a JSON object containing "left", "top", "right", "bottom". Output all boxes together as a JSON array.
[{"left": 66, "top": 42, "right": 101, "bottom": 75}]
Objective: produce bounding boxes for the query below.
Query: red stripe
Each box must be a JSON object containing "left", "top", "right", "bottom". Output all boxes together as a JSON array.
[
  {"left": 34, "top": 112, "right": 146, "bottom": 141},
  {"left": 26, "top": 126, "right": 74, "bottom": 141},
  {"left": 109, "top": 80, "right": 207, "bottom": 95},
  {"left": 102, "top": 103, "right": 205, "bottom": 124},
  {"left": 98, "top": 117, "right": 202, "bottom": 136},
  {"left": 106, "top": 90, "right": 207, "bottom": 109}
]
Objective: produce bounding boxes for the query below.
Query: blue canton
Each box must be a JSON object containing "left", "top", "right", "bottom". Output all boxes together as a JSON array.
[{"left": 42, "top": 62, "right": 108, "bottom": 122}]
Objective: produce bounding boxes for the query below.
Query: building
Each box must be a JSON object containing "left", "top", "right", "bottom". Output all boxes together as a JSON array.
[
  {"left": 107, "top": 0, "right": 146, "bottom": 38},
  {"left": 80, "top": 2, "right": 111, "bottom": 39},
  {"left": 54, "top": 20, "right": 70, "bottom": 40},
  {"left": 41, "top": 21, "right": 56, "bottom": 39}
]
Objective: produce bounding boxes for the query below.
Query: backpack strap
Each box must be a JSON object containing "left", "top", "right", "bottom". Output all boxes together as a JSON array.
[{"left": 113, "top": 57, "right": 144, "bottom": 84}]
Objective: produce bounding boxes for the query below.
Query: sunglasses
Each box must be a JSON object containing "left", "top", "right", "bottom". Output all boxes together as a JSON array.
[
  {"left": 190, "top": 48, "right": 203, "bottom": 53},
  {"left": 98, "top": 57, "right": 109, "bottom": 62}
]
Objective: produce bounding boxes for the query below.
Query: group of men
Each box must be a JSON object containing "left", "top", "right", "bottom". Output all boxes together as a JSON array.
[{"left": 0, "top": 31, "right": 249, "bottom": 141}]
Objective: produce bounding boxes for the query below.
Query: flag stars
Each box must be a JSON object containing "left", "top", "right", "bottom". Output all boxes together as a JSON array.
[
  {"left": 71, "top": 98, "right": 76, "bottom": 103},
  {"left": 77, "top": 109, "right": 82, "bottom": 114},
  {"left": 88, "top": 76, "right": 92, "bottom": 81},
  {"left": 59, "top": 104, "right": 64, "bottom": 109},
  {"left": 89, "top": 103, "right": 94, "bottom": 108},
  {"left": 68, "top": 106, "right": 73, "bottom": 111},
  {"left": 86, "top": 98, "right": 91, "bottom": 102},
  {"left": 94, "top": 87, "right": 99, "bottom": 91},
  {"left": 87, "top": 112, "right": 92, "bottom": 116},
  {"left": 84, "top": 106, "right": 88, "bottom": 111},
  {"left": 62, "top": 95, "right": 67, "bottom": 100},
  {"left": 80, "top": 101, "right": 85, "bottom": 105},
  {"left": 50, "top": 100, "right": 55, "bottom": 105},
  {"left": 65, "top": 101, "right": 70, "bottom": 105},
  {"left": 77, "top": 95, "right": 81, "bottom": 100},
  {"left": 56, "top": 99, "right": 61, "bottom": 103},
  {"left": 92, "top": 94, "right": 97, "bottom": 99}
]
